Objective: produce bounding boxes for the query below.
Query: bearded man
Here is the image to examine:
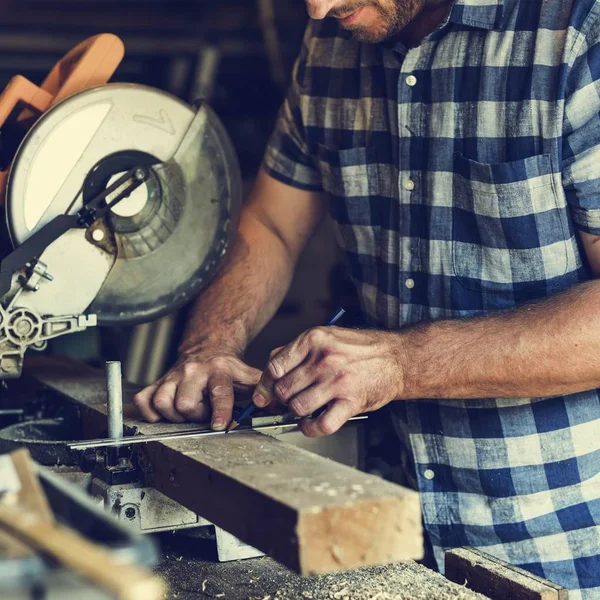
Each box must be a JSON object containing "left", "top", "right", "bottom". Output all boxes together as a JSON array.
[{"left": 135, "top": 1, "right": 600, "bottom": 595}]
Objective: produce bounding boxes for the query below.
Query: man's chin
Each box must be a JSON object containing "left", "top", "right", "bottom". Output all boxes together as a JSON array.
[{"left": 343, "top": 24, "right": 390, "bottom": 43}]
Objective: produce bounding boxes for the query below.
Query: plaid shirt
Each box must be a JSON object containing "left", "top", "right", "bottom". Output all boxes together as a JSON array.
[{"left": 263, "top": 0, "right": 600, "bottom": 597}]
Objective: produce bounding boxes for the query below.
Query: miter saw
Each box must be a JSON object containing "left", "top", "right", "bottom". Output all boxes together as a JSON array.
[
  {"left": 0, "top": 33, "right": 241, "bottom": 379},
  {"left": 0, "top": 34, "right": 367, "bottom": 572}
]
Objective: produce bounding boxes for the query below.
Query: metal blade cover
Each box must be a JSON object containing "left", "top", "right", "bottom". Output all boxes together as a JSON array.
[{"left": 6, "top": 84, "right": 242, "bottom": 324}]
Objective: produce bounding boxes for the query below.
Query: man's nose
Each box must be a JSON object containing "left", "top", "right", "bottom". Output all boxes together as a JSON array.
[{"left": 305, "top": 0, "right": 339, "bottom": 19}]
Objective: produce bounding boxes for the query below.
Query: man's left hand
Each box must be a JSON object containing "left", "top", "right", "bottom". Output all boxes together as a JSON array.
[{"left": 252, "top": 327, "right": 405, "bottom": 437}]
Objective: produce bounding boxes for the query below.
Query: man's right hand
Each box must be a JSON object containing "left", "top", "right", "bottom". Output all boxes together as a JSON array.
[
  {"left": 132, "top": 170, "right": 324, "bottom": 430},
  {"left": 133, "top": 351, "right": 262, "bottom": 430}
]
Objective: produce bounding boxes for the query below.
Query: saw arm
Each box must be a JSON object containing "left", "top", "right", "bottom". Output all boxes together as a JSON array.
[
  {"left": 0, "top": 167, "right": 150, "bottom": 378},
  {"left": 0, "top": 37, "right": 241, "bottom": 379}
]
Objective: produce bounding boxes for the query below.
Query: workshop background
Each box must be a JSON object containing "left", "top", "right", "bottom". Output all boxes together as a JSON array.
[
  {"left": 0, "top": 0, "right": 399, "bottom": 484},
  {"left": 0, "top": 0, "right": 343, "bottom": 375}
]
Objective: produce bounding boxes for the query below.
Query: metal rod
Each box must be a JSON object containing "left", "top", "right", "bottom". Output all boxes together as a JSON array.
[
  {"left": 68, "top": 415, "right": 368, "bottom": 451},
  {"left": 106, "top": 361, "right": 123, "bottom": 441},
  {"left": 0, "top": 409, "right": 25, "bottom": 416}
]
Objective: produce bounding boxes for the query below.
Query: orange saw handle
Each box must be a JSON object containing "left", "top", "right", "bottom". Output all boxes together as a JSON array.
[
  {"left": 33, "top": 33, "right": 124, "bottom": 113},
  {"left": 0, "top": 33, "right": 125, "bottom": 204}
]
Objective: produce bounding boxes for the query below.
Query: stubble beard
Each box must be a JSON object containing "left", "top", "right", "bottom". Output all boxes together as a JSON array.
[{"left": 331, "top": 0, "right": 428, "bottom": 43}]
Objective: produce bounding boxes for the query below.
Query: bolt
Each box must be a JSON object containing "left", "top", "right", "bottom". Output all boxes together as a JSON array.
[
  {"left": 124, "top": 507, "right": 136, "bottom": 520},
  {"left": 15, "top": 320, "right": 32, "bottom": 335},
  {"left": 134, "top": 168, "right": 146, "bottom": 181},
  {"left": 92, "top": 229, "right": 105, "bottom": 242},
  {"left": 80, "top": 449, "right": 101, "bottom": 472},
  {"left": 34, "top": 284, "right": 40, "bottom": 292}
]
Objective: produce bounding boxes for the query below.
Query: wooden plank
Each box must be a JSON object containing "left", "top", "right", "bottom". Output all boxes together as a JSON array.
[
  {"left": 445, "top": 547, "right": 569, "bottom": 600},
  {"left": 0, "top": 502, "right": 165, "bottom": 600},
  {"left": 10, "top": 448, "right": 55, "bottom": 524},
  {"left": 24, "top": 356, "right": 424, "bottom": 574},
  {"left": 0, "top": 450, "right": 40, "bottom": 559},
  {"left": 0, "top": 449, "right": 164, "bottom": 599},
  {"left": 0, "top": 448, "right": 54, "bottom": 559}
]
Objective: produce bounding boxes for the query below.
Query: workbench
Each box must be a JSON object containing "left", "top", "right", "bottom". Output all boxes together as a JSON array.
[
  {"left": 1, "top": 357, "right": 571, "bottom": 599},
  {"left": 155, "top": 532, "right": 486, "bottom": 600}
]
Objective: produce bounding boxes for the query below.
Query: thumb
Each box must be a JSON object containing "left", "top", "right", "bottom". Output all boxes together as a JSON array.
[{"left": 232, "top": 360, "right": 262, "bottom": 385}]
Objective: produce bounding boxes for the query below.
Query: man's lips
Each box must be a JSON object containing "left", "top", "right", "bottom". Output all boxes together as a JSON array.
[{"left": 336, "top": 6, "right": 365, "bottom": 25}]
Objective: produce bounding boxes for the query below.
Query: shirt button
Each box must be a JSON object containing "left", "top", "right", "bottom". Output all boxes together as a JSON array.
[
  {"left": 424, "top": 469, "right": 435, "bottom": 480},
  {"left": 406, "top": 74, "right": 417, "bottom": 87},
  {"left": 405, "top": 278, "right": 415, "bottom": 289},
  {"left": 404, "top": 178, "right": 415, "bottom": 191}
]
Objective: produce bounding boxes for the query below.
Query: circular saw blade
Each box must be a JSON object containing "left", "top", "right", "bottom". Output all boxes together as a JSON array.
[{"left": 6, "top": 84, "right": 241, "bottom": 325}]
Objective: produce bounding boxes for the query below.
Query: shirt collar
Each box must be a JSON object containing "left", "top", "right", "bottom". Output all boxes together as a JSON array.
[
  {"left": 339, "top": 0, "right": 511, "bottom": 51},
  {"left": 448, "top": 0, "right": 506, "bottom": 31}
]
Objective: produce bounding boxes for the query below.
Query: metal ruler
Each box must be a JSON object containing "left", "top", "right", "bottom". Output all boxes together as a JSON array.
[{"left": 68, "top": 415, "right": 368, "bottom": 450}]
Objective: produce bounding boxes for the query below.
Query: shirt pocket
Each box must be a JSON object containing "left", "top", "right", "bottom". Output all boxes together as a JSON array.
[
  {"left": 316, "top": 144, "right": 382, "bottom": 268},
  {"left": 452, "top": 152, "right": 570, "bottom": 295}
]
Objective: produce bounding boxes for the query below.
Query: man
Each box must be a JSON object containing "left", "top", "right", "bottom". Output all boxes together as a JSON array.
[{"left": 134, "top": 0, "right": 600, "bottom": 595}]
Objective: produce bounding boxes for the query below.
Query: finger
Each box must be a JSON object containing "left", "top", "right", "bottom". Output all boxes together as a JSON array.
[
  {"left": 208, "top": 372, "right": 234, "bottom": 430},
  {"left": 174, "top": 378, "right": 210, "bottom": 421},
  {"left": 227, "top": 360, "right": 262, "bottom": 395},
  {"left": 152, "top": 381, "right": 187, "bottom": 423},
  {"left": 254, "top": 340, "right": 310, "bottom": 407},
  {"left": 288, "top": 383, "right": 333, "bottom": 417},
  {"left": 253, "top": 347, "right": 287, "bottom": 406},
  {"left": 299, "top": 398, "right": 356, "bottom": 438},
  {"left": 269, "top": 346, "right": 284, "bottom": 359},
  {"left": 269, "top": 335, "right": 312, "bottom": 381},
  {"left": 232, "top": 361, "right": 263, "bottom": 386},
  {"left": 253, "top": 374, "right": 275, "bottom": 408},
  {"left": 133, "top": 382, "right": 163, "bottom": 423},
  {"left": 272, "top": 364, "right": 319, "bottom": 405}
]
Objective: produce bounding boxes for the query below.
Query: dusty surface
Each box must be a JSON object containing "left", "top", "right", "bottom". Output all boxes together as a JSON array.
[
  {"left": 145, "top": 432, "right": 422, "bottom": 573},
  {"left": 155, "top": 534, "right": 488, "bottom": 600},
  {"left": 163, "top": 431, "right": 417, "bottom": 509}
]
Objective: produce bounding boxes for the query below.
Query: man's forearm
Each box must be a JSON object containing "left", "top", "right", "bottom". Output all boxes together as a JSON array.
[
  {"left": 401, "top": 280, "right": 600, "bottom": 400},
  {"left": 179, "top": 211, "right": 295, "bottom": 357}
]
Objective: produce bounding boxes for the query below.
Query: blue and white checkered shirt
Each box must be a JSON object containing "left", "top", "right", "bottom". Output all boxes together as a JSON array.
[{"left": 263, "top": 0, "right": 600, "bottom": 597}]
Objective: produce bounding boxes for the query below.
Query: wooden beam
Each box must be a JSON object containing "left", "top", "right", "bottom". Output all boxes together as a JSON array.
[
  {"left": 445, "top": 547, "right": 569, "bottom": 600},
  {"left": 23, "top": 357, "right": 423, "bottom": 574},
  {"left": 0, "top": 450, "right": 165, "bottom": 600}
]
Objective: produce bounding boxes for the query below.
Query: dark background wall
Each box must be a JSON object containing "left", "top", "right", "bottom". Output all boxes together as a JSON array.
[
  {"left": 0, "top": 0, "right": 398, "bottom": 484},
  {"left": 0, "top": 0, "right": 307, "bottom": 178},
  {"left": 0, "top": 0, "right": 346, "bottom": 377}
]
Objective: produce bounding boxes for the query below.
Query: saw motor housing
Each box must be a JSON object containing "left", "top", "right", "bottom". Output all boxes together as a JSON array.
[{"left": 0, "top": 36, "right": 242, "bottom": 378}]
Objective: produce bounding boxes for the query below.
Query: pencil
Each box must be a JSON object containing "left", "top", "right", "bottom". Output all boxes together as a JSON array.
[{"left": 225, "top": 307, "right": 346, "bottom": 433}]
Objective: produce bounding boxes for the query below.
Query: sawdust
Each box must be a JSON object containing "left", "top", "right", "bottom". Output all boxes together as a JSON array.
[
  {"left": 257, "top": 562, "right": 488, "bottom": 600},
  {"left": 155, "top": 534, "right": 488, "bottom": 600}
]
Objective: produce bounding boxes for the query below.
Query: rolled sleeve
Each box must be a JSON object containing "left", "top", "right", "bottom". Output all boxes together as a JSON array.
[
  {"left": 563, "top": 18, "right": 600, "bottom": 235},
  {"left": 262, "top": 23, "right": 322, "bottom": 192}
]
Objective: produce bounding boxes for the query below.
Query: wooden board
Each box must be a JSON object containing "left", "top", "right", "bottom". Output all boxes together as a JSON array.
[
  {"left": 10, "top": 448, "right": 55, "bottom": 523},
  {"left": 23, "top": 356, "right": 423, "bottom": 574},
  {"left": 445, "top": 547, "right": 569, "bottom": 600},
  {"left": 0, "top": 447, "right": 54, "bottom": 559},
  {"left": 0, "top": 453, "right": 165, "bottom": 600}
]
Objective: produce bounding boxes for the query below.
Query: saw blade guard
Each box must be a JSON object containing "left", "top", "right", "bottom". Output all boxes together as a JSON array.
[{"left": 5, "top": 84, "right": 242, "bottom": 325}]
